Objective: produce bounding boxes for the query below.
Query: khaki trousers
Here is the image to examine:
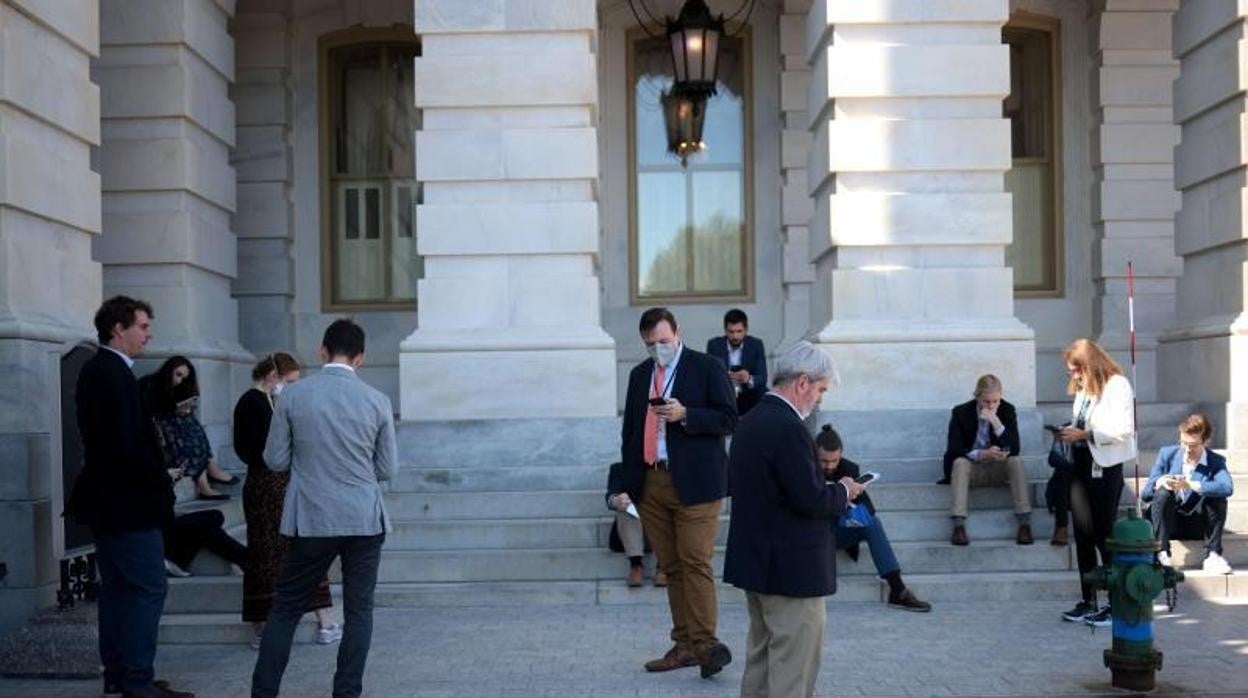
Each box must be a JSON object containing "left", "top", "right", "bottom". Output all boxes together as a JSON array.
[
  {"left": 950, "top": 455, "right": 1031, "bottom": 518},
  {"left": 639, "top": 469, "right": 722, "bottom": 656},
  {"left": 615, "top": 511, "right": 645, "bottom": 558},
  {"left": 740, "top": 591, "right": 826, "bottom": 698}
]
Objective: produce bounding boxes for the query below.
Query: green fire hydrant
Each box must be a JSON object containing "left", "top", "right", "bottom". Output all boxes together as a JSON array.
[{"left": 1083, "top": 509, "right": 1184, "bottom": 692}]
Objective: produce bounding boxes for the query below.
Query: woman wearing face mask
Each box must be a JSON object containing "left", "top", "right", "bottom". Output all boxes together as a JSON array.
[
  {"left": 234, "top": 353, "right": 340, "bottom": 649},
  {"left": 141, "top": 356, "right": 236, "bottom": 500}
]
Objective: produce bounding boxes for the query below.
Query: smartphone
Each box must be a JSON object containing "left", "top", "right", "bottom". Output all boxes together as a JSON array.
[
  {"left": 648, "top": 397, "right": 668, "bottom": 407},
  {"left": 1044, "top": 424, "right": 1064, "bottom": 433},
  {"left": 729, "top": 365, "right": 744, "bottom": 372},
  {"left": 855, "top": 472, "right": 879, "bottom": 485}
]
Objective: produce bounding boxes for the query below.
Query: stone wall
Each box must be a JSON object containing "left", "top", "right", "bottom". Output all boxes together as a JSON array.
[
  {"left": 0, "top": 0, "right": 102, "bottom": 635},
  {"left": 1162, "top": 0, "right": 1248, "bottom": 456}
]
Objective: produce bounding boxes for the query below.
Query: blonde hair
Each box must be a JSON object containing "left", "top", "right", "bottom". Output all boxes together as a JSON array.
[
  {"left": 1063, "top": 338, "right": 1122, "bottom": 397},
  {"left": 973, "top": 374, "right": 1002, "bottom": 398}
]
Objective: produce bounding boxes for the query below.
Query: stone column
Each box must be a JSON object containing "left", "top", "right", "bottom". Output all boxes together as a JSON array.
[
  {"left": 1161, "top": 1, "right": 1248, "bottom": 457},
  {"left": 805, "top": 0, "right": 1035, "bottom": 409},
  {"left": 95, "top": 0, "right": 250, "bottom": 449},
  {"left": 1090, "top": 0, "right": 1181, "bottom": 402},
  {"left": 231, "top": 6, "right": 295, "bottom": 354},
  {"left": 779, "top": 0, "right": 815, "bottom": 345},
  {"left": 400, "top": 0, "right": 615, "bottom": 421},
  {"left": 0, "top": 1, "right": 102, "bottom": 633}
]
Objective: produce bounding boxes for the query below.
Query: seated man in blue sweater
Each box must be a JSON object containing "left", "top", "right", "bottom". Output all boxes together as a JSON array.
[
  {"left": 1141, "top": 413, "right": 1234, "bottom": 574},
  {"left": 815, "top": 425, "right": 930, "bottom": 611}
]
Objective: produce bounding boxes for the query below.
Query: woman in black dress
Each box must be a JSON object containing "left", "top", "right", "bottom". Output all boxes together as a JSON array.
[
  {"left": 234, "top": 353, "right": 338, "bottom": 648},
  {"left": 141, "top": 356, "right": 236, "bottom": 500}
]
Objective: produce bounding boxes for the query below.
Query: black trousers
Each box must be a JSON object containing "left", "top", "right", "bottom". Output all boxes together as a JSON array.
[
  {"left": 252, "top": 533, "right": 385, "bottom": 698},
  {"left": 1149, "top": 489, "right": 1228, "bottom": 556},
  {"left": 163, "top": 510, "right": 248, "bottom": 571},
  {"left": 1069, "top": 448, "right": 1124, "bottom": 603}
]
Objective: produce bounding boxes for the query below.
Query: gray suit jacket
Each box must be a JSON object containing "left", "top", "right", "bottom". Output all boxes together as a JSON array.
[{"left": 264, "top": 365, "right": 398, "bottom": 537}]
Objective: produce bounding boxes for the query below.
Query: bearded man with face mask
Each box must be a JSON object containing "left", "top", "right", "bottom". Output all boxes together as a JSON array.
[
  {"left": 619, "top": 307, "right": 738, "bottom": 679},
  {"left": 723, "top": 341, "right": 864, "bottom": 698}
]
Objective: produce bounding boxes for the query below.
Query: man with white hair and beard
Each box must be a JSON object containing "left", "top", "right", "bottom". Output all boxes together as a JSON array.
[{"left": 724, "top": 341, "right": 866, "bottom": 698}]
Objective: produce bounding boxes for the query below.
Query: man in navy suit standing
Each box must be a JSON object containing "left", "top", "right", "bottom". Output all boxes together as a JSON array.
[
  {"left": 705, "top": 309, "right": 767, "bottom": 416},
  {"left": 621, "top": 307, "right": 737, "bottom": 678},
  {"left": 724, "top": 341, "right": 864, "bottom": 698}
]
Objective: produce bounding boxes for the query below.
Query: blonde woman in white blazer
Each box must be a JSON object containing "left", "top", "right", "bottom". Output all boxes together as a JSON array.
[{"left": 1056, "top": 339, "right": 1136, "bottom": 628}]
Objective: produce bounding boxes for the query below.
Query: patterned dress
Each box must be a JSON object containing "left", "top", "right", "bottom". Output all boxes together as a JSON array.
[{"left": 234, "top": 388, "right": 332, "bottom": 622}]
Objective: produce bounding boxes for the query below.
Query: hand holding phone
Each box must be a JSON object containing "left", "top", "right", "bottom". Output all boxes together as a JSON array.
[
  {"left": 854, "top": 471, "right": 880, "bottom": 485},
  {"left": 648, "top": 397, "right": 668, "bottom": 407}
]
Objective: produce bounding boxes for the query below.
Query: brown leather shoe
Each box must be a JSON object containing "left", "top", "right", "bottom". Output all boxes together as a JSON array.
[
  {"left": 653, "top": 567, "right": 668, "bottom": 587},
  {"left": 1016, "top": 524, "right": 1034, "bottom": 545},
  {"left": 627, "top": 564, "right": 643, "bottom": 587},
  {"left": 1050, "top": 525, "right": 1068, "bottom": 546},
  {"left": 644, "top": 645, "right": 698, "bottom": 672},
  {"left": 951, "top": 525, "right": 969, "bottom": 546}
]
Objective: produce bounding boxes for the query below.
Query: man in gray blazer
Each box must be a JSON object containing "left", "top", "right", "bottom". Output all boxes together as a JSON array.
[{"left": 252, "top": 318, "right": 398, "bottom": 698}]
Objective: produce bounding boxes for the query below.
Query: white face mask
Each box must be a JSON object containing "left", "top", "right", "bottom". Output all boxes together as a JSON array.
[
  {"left": 649, "top": 341, "right": 679, "bottom": 367},
  {"left": 272, "top": 381, "right": 286, "bottom": 397}
]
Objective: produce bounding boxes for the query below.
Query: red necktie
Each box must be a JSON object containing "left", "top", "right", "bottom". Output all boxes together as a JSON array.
[{"left": 643, "top": 364, "right": 666, "bottom": 464}]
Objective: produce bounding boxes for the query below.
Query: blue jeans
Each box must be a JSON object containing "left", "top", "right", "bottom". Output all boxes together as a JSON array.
[
  {"left": 836, "top": 518, "right": 900, "bottom": 578},
  {"left": 94, "top": 527, "right": 168, "bottom": 698},
  {"left": 252, "top": 534, "right": 385, "bottom": 698}
]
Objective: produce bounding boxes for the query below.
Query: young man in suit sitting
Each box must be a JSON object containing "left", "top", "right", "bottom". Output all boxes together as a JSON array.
[
  {"left": 942, "top": 374, "right": 1033, "bottom": 546},
  {"left": 704, "top": 308, "right": 767, "bottom": 417},
  {"left": 1142, "top": 413, "right": 1235, "bottom": 574}
]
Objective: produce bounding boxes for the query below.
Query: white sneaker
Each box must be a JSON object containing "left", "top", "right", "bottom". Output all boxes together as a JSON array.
[
  {"left": 1203, "top": 552, "right": 1233, "bottom": 575},
  {"left": 163, "top": 559, "right": 191, "bottom": 578},
  {"left": 1156, "top": 551, "right": 1172, "bottom": 568},
  {"left": 316, "top": 623, "right": 343, "bottom": 645}
]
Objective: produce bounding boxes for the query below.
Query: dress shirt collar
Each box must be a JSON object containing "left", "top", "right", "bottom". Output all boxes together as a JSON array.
[{"left": 100, "top": 344, "right": 135, "bottom": 370}]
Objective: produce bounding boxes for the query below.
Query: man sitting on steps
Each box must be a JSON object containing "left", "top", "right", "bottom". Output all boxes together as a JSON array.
[{"left": 942, "top": 374, "right": 1033, "bottom": 546}]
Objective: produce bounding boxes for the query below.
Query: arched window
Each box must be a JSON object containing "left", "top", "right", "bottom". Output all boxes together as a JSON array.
[
  {"left": 628, "top": 32, "right": 752, "bottom": 302},
  {"left": 1004, "top": 16, "right": 1062, "bottom": 296},
  {"left": 320, "top": 32, "right": 421, "bottom": 308}
]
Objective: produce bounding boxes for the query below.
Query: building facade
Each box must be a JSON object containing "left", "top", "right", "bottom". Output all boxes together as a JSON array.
[{"left": 0, "top": 0, "right": 1245, "bottom": 634}]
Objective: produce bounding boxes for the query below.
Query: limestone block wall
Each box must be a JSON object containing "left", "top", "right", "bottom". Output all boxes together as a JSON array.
[
  {"left": 780, "top": 0, "right": 815, "bottom": 346},
  {"left": 95, "top": 0, "right": 251, "bottom": 451},
  {"left": 805, "top": 0, "right": 1036, "bottom": 409},
  {"left": 1161, "top": 0, "right": 1248, "bottom": 456},
  {"left": 232, "top": 4, "right": 296, "bottom": 358},
  {"left": 1089, "top": 0, "right": 1180, "bottom": 403},
  {"left": 0, "top": 0, "right": 102, "bottom": 634},
  {"left": 399, "top": 0, "right": 616, "bottom": 420}
]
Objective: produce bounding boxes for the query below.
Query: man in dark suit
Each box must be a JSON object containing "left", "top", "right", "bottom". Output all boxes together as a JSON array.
[
  {"left": 66, "top": 296, "right": 193, "bottom": 698},
  {"left": 705, "top": 308, "right": 767, "bottom": 416},
  {"left": 724, "top": 341, "right": 864, "bottom": 698},
  {"left": 620, "top": 307, "right": 737, "bottom": 678},
  {"left": 941, "top": 374, "right": 1032, "bottom": 546}
]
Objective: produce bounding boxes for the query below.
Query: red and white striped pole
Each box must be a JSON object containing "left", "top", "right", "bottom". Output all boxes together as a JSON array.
[{"left": 1128, "top": 262, "right": 1142, "bottom": 516}]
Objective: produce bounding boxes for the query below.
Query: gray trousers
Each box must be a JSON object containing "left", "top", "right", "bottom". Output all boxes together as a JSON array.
[
  {"left": 252, "top": 533, "right": 385, "bottom": 698},
  {"left": 615, "top": 511, "right": 645, "bottom": 557},
  {"left": 740, "top": 592, "right": 826, "bottom": 698}
]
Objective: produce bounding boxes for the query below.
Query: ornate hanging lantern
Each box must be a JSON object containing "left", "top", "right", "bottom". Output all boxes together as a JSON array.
[
  {"left": 666, "top": 0, "right": 724, "bottom": 97},
  {"left": 661, "top": 84, "right": 708, "bottom": 167}
]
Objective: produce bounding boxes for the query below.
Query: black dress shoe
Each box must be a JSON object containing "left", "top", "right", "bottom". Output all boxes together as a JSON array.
[
  {"left": 196, "top": 492, "right": 229, "bottom": 501},
  {"left": 936, "top": 477, "right": 950, "bottom": 485},
  {"left": 700, "top": 641, "right": 732, "bottom": 679},
  {"left": 207, "top": 474, "right": 239, "bottom": 485}
]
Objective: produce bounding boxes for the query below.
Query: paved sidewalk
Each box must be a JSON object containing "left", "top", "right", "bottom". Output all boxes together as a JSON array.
[{"left": 2, "top": 598, "right": 1245, "bottom": 697}]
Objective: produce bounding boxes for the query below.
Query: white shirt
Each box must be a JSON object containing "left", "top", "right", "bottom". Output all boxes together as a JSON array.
[
  {"left": 324, "top": 362, "right": 356, "bottom": 373},
  {"left": 651, "top": 343, "right": 683, "bottom": 461},
  {"left": 101, "top": 344, "right": 134, "bottom": 370},
  {"left": 1181, "top": 449, "right": 1207, "bottom": 481},
  {"left": 725, "top": 340, "right": 752, "bottom": 389}
]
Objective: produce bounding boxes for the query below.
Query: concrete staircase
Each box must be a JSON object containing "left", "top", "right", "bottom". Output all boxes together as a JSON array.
[{"left": 157, "top": 405, "right": 1248, "bottom": 644}]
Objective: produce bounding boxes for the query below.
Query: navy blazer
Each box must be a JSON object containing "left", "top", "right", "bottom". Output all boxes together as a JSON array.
[
  {"left": 620, "top": 346, "right": 737, "bottom": 506},
  {"left": 66, "top": 348, "right": 174, "bottom": 532},
  {"left": 705, "top": 335, "right": 768, "bottom": 415},
  {"left": 723, "top": 394, "right": 849, "bottom": 598},
  {"left": 1141, "top": 445, "right": 1234, "bottom": 501},
  {"left": 941, "top": 399, "right": 1021, "bottom": 481}
]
